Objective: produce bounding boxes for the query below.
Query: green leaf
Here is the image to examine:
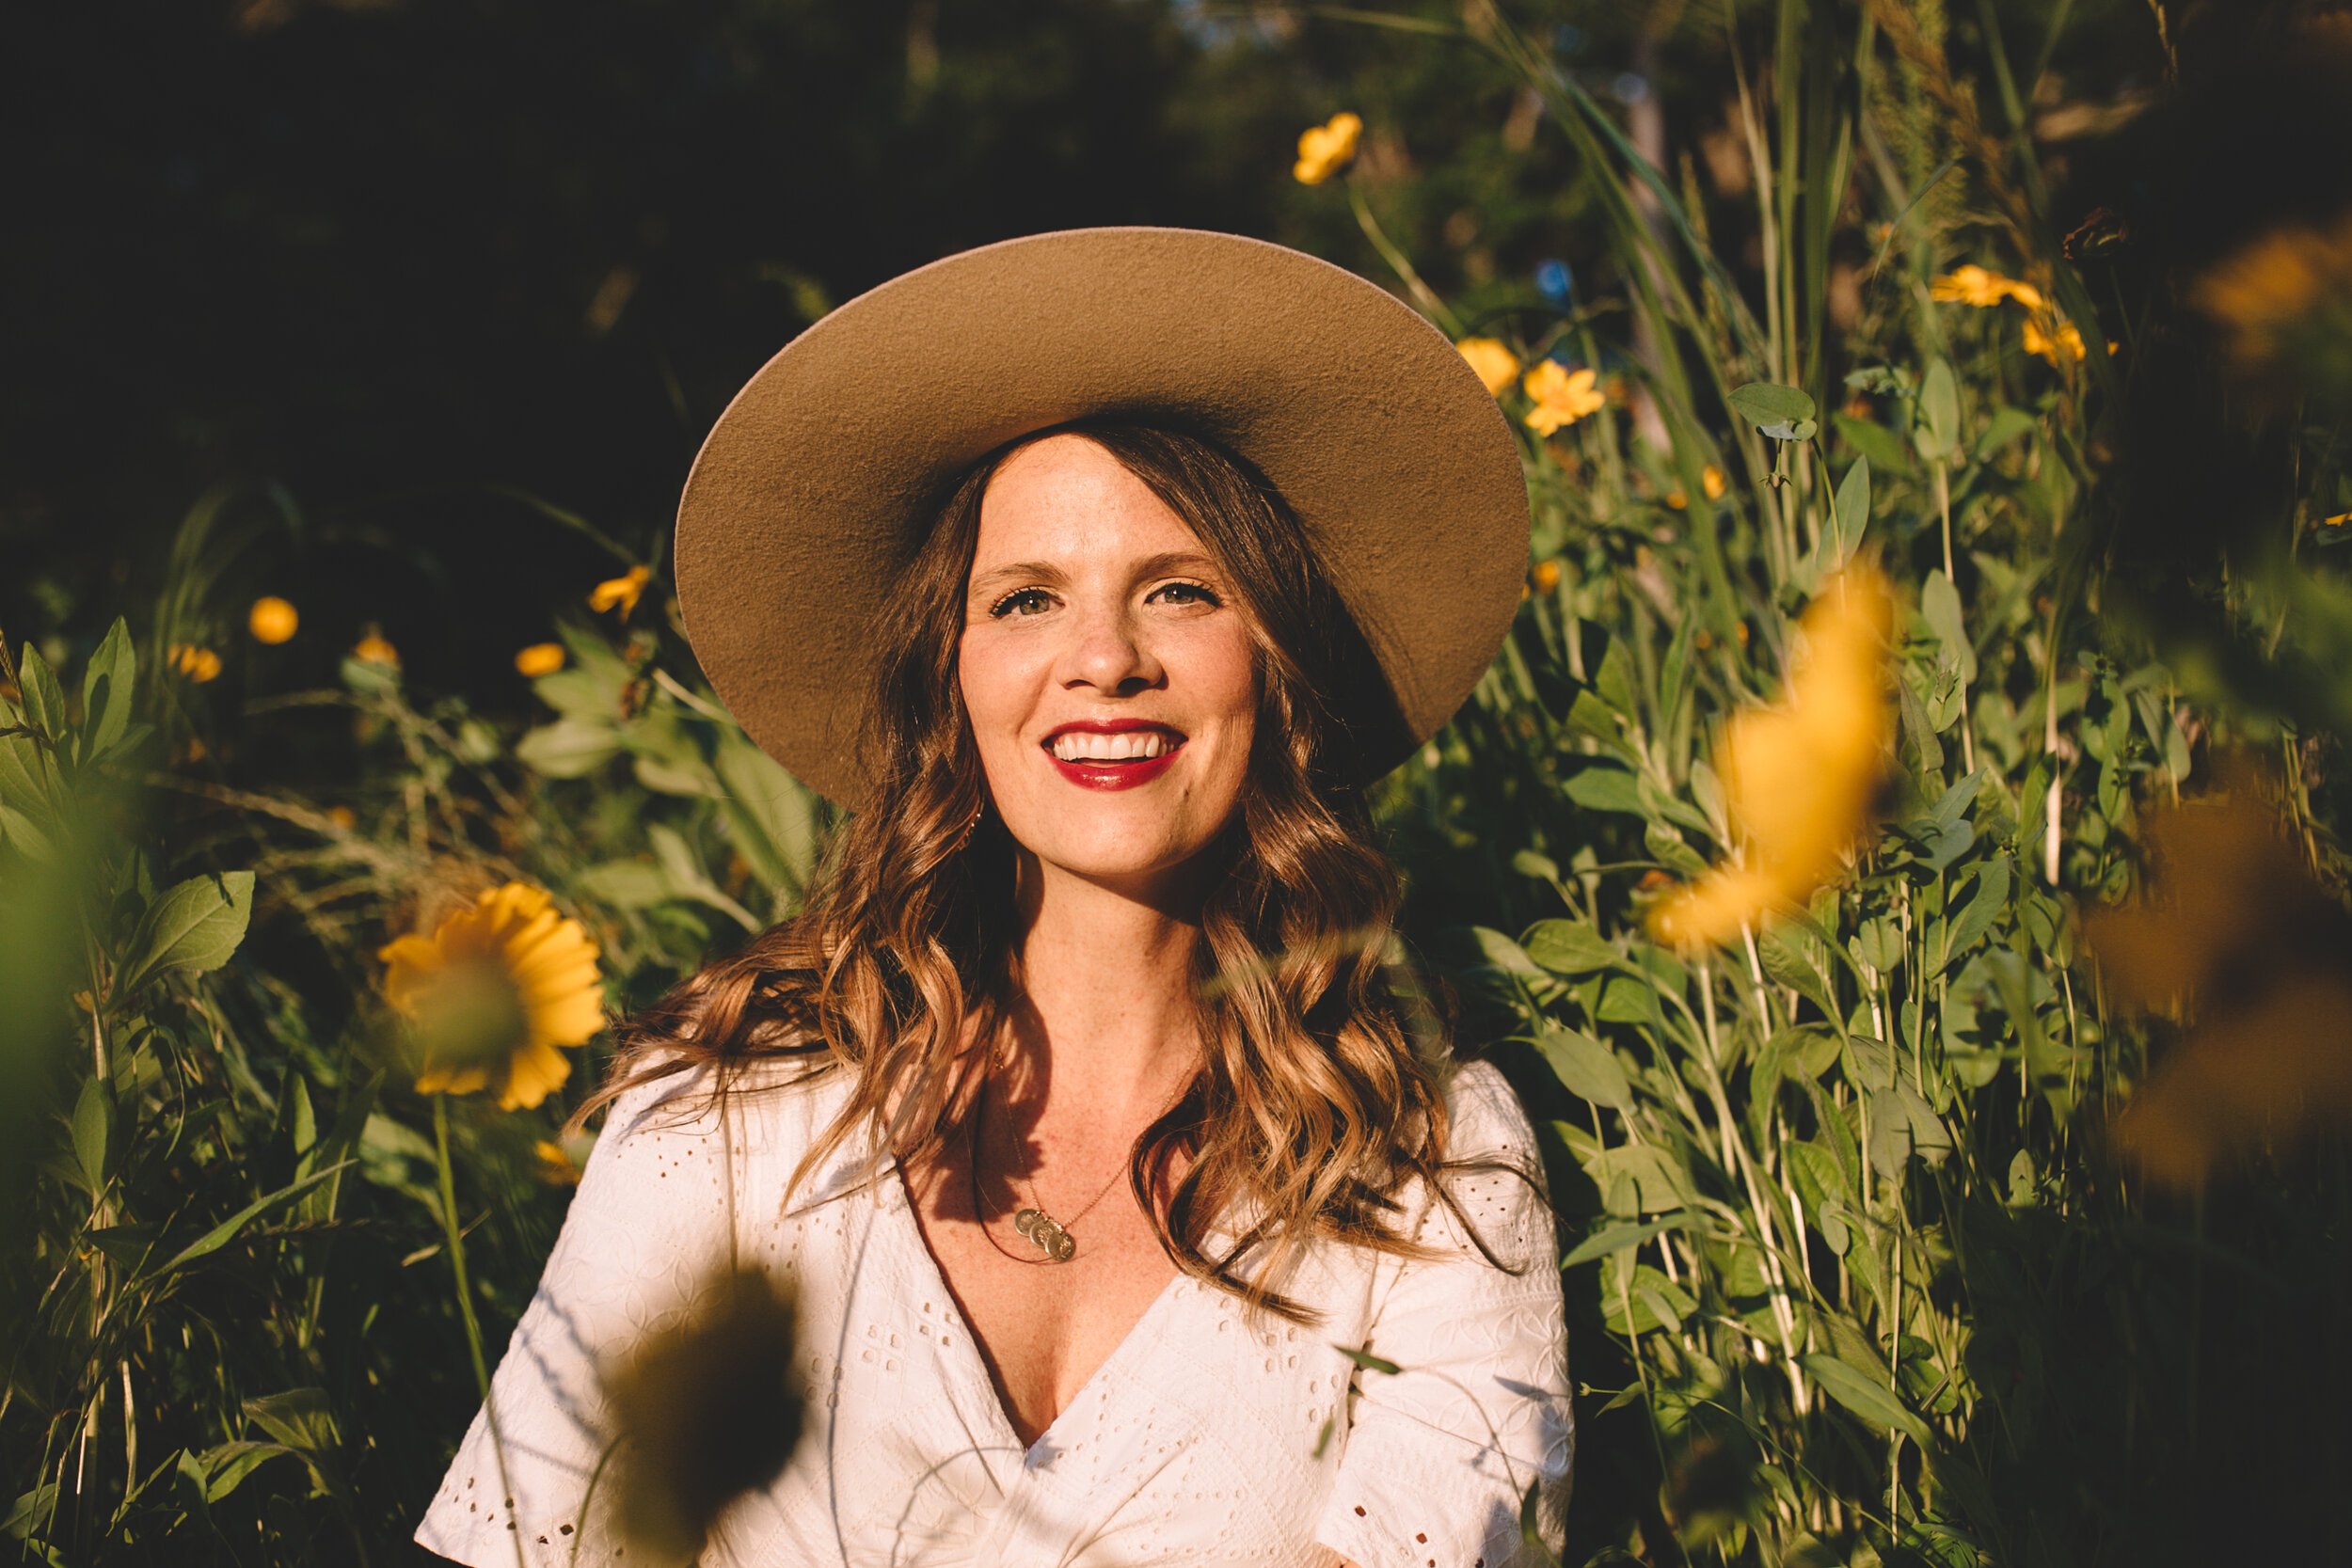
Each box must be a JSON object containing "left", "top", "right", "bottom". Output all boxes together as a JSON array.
[
  {"left": 1563, "top": 761, "right": 1645, "bottom": 817},
  {"left": 1868, "top": 1084, "right": 1954, "bottom": 1177},
  {"left": 515, "top": 718, "right": 621, "bottom": 778},
  {"left": 1920, "top": 571, "right": 1978, "bottom": 683},
  {"left": 1800, "top": 1353, "right": 1933, "bottom": 1446},
  {"left": 1941, "top": 855, "right": 2011, "bottom": 965},
  {"left": 1727, "top": 382, "right": 1818, "bottom": 440},
  {"left": 576, "top": 858, "right": 675, "bottom": 909},
  {"left": 1334, "top": 1343, "right": 1402, "bottom": 1376},
  {"left": 1916, "top": 358, "right": 1961, "bottom": 460},
  {"left": 1523, "top": 920, "right": 1617, "bottom": 974},
  {"left": 1756, "top": 929, "right": 1837, "bottom": 1021},
  {"left": 139, "top": 1162, "right": 352, "bottom": 1281},
  {"left": 190, "top": 1442, "right": 294, "bottom": 1505},
  {"left": 243, "top": 1388, "right": 350, "bottom": 1500},
  {"left": 1511, "top": 847, "right": 1561, "bottom": 883},
  {"left": 1561, "top": 1212, "right": 1689, "bottom": 1268},
  {"left": 1832, "top": 456, "right": 1871, "bottom": 556},
  {"left": 71, "top": 1077, "right": 109, "bottom": 1195},
  {"left": 1834, "top": 411, "right": 1913, "bottom": 475},
  {"left": 1974, "top": 404, "right": 2037, "bottom": 460},
  {"left": 1643, "top": 823, "right": 1708, "bottom": 878},
  {"left": 78, "top": 619, "right": 137, "bottom": 762},
  {"left": 19, "top": 645, "right": 66, "bottom": 743},
  {"left": 114, "top": 871, "right": 255, "bottom": 1000},
  {"left": 714, "top": 731, "right": 820, "bottom": 897},
  {"left": 647, "top": 823, "right": 761, "bottom": 931},
  {"left": 1771, "top": 1023, "right": 1843, "bottom": 1081},
  {"left": 1471, "top": 927, "right": 1544, "bottom": 979},
  {"left": 1585, "top": 1141, "right": 1685, "bottom": 1214},
  {"left": 1537, "top": 1025, "right": 1633, "bottom": 1109}
]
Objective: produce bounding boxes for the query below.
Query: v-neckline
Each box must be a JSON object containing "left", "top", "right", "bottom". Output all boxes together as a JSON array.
[{"left": 882, "top": 1156, "right": 1187, "bottom": 1465}]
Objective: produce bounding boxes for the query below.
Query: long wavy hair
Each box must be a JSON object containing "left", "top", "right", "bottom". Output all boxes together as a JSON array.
[{"left": 580, "top": 420, "right": 1472, "bottom": 1320}]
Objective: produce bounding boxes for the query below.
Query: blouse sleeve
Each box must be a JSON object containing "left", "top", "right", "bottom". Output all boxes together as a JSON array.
[
  {"left": 1315, "top": 1061, "right": 1574, "bottom": 1568},
  {"left": 414, "top": 1066, "right": 743, "bottom": 1567}
]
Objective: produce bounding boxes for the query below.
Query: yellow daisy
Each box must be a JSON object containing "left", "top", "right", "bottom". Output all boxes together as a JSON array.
[
  {"left": 515, "top": 641, "right": 566, "bottom": 677},
  {"left": 170, "top": 644, "right": 223, "bottom": 683},
  {"left": 1455, "top": 337, "right": 1521, "bottom": 398},
  {"left": 1522, "top": 360, "right": 1605, "bottom": 436},
  {"left": 380, "top": 882, "right": 604, "bottom": 1111}
]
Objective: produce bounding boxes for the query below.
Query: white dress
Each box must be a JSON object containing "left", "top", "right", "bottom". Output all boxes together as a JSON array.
[{"left": 415, "top": 1058, "right": 1572, "bottom": 1568}]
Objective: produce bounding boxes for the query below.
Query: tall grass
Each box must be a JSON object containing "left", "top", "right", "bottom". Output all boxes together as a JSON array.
[{"left": 7, "top": 3, "right": 2351, "bottom": 1564}]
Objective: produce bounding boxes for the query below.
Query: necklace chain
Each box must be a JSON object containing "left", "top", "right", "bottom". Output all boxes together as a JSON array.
[{"left": 966, "top": 1070, "right": 1180, "bottom": 1265}]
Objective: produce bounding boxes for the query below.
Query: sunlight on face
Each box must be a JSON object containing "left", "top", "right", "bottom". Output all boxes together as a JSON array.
[{"left": 958, "top": 435, "right": 1258, "bottom": 893}]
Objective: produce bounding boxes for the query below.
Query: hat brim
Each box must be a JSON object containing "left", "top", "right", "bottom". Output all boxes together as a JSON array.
[{"left": 675, "top": 227, "right": 1531, "bottom": 808}]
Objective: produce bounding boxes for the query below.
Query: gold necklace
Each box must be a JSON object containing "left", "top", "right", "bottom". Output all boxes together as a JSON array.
[{"left": 969, "top": 1072, "right": 1170, "bottom": 1265}]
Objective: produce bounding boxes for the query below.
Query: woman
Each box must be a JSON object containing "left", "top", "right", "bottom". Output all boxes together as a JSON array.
[{"left": 418, "top": 230, "right": 1571, "bottom": 1567}]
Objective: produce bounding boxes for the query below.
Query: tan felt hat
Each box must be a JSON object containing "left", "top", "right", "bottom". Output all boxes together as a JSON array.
[{"left": 674, "top": 227, "right": 1531, "bottom": 807}]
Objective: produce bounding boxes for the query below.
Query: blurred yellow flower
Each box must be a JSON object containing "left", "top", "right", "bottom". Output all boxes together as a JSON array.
[
  {"left": 1664, "top": 486, "right": 1688, "bottom": 510},
  {"left": 533, "top": 1138, "right": 583, "bottom": 1185},
  {"left": 380, "top": 882, "right": 603, "bottom": 1111},
  {"left": 1648, "top": 562, "right": 1895, "bottom": 948},
  {"left": 1455, "top": 337, "right": 1521, "bottom": 397},
  {"left": 589, "top": 564, "right": 653, "bottom": 618},
  {"left": 1532, "top": 559, "right": 1562, "bottom": 594},
  {"left": 247, "top": 595, "right": 299, "bottom": 644},
  {"left": 352, "top": 633, "right": 400, "bottom": 667},
  {"left": 2087, "top": 787, "right": 2352, "bottom": 1190},
  {"left": 2195, "top": 214, "right": 2352, "bottom": 372},
  {"left": 325, "top": 805, "right": 357, "bottom": 832},
  {"left": 1522, "top": 361, "right": 1605, "bottom": 436},
  {"left": 515, "top": 641, "right": 566, "bottom": 677},
  {"left": 1702, "top": 465, "right": 1726, "bottom": 500},
  {"left": 169, "top": 644, "right": 222, "bottom": 683},
  {"left": 2325, "top": 511, "right": 2352, "bottom": 528},
  {"left": 1293, "top": 112, "right": 1362, "bottom": 185},
  {"left": 1931, "top": 263, "right": 2043, "bottom": 310},
  {"left": 2023, "top": 317, "right": 2088, "bottom": 365}
]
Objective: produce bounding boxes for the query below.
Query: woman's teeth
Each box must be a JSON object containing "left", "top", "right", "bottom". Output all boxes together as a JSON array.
[{"left": 1050, "top": 730, "right": 1177, "bottom": 762}]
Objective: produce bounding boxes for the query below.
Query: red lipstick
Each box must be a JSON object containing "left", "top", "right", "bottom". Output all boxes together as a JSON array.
[{"left": 1041, "top": 720, "right": 1185, "bottom": 792}]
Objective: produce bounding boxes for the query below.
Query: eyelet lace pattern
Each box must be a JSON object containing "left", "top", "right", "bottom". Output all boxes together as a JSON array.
[{"left": 415, "top": 1060, "right": 1571, "bottom": 1566}]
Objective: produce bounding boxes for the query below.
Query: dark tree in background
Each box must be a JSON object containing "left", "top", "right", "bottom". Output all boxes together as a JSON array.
[{"left": 1, "top": 0, "right": 1610, "bottom": 701}]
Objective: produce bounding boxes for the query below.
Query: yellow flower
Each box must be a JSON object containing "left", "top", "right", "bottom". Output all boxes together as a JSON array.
[
  {"left": 247, "top": 595, "right": 299, "bottom": 644},
  {"left": 1455, "top": 337, "right": 1521, "bottom": 398},
  {"left": 1702, "top": 465, "right": 1726, "bottom": 500},
  {"left": 379, "top": 882, "right": 603, "bottom": 1111},
  {"left": 589, "top": 564, "right": 653, "bottom": 618},
  {"left": 1532, "top": 559, "right": 1562, "bottom": 594},
  {"left": 169, "top": 644, "right": 222, "bottom": 683},
  {"left": 1664, "top": 487, "right": 1688, "bottom": 510},
  {"left": 352, "top": 633, "right": 400, "bottom": 667},
  {"left": 2195, "top": 215, "right": 2352, "bottom": 372},
  {"left": 1293, "top": 112, "right": 1362, "bottom": 186},
  {"left": 2087, "top": 788, "right": 2352, "bottom": 1190},
  {"left": 533, "top": 1138, "right": 583, "bottom": 1185},
  {"left": 2023, "top": 316, "right": 2087, "bottom": 365},
  {"left": 1930, "top": 263, "right": 2043, "bottom": 310},
  {"left": 326, "top": 805, "right": 357, "bottom": 832},
  {"left": 515, "top": 641, "right": 566, "bottom": 677},
  {"left": 1522, "top": 361, "right": 1605, "bottom": 436},
  {"left": 1647, "top": 562, "right": 1895, "bottom": 948},
  {"left": 2324, "top": 512, "right": 2352, "bottom": 528}
]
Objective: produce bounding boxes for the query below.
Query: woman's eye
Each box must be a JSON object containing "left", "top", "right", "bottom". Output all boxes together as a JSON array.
[
  {"left": 991, "top": 589, "right": 1054, "bottom": 619},
  {"left": 1148, "top": 580, "right": 1221, "bottom": 609}
]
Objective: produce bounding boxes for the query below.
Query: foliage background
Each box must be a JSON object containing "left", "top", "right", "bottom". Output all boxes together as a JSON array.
[{"left": 6, "top": 2, "right": 2350, "bottom": 1565}]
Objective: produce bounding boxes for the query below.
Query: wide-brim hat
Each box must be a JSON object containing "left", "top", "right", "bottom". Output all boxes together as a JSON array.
[{"left": 674, "top": 227, "right": 1530, "bottom": 807}]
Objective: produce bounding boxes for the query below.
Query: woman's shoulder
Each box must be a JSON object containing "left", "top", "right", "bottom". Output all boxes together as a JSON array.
[
  {"left": 597, "top": 1052, "right": 857, "bottom": 1167},
  {"left": 1438, "top": 1055, "right": 1541, "bottom": 1168}
]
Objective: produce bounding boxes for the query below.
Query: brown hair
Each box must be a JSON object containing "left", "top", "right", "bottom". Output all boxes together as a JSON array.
[{"left": 580, "top": 420, "right": 1467, "bottom": 1320}]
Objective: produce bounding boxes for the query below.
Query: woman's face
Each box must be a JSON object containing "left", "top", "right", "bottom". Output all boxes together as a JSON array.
[{"left": 959, "top": 434, "right": 1258, "bottom": 893}]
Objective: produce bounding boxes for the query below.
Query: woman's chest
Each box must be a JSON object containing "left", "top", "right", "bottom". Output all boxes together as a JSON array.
[{"left": 734, "top": 1167, "right": 1380, "bottom": 1565}]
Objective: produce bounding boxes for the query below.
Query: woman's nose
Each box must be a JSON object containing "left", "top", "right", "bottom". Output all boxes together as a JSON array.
[{"left": 1062, "top": 604, "right": 1164, "bottom": 696}]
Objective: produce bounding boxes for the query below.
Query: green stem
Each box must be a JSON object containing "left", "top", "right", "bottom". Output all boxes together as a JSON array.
[
  {"left": 1344, "top": 180, "right": 1463, "bottom": 337},
  {"left": 435, "top": 1094, "right": 526, "bottom": 1568}
]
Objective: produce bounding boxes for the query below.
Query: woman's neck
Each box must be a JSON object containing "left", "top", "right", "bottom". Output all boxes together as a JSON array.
[{"left": 1005, "top": 853, "right": 1206, "bottom": 1113}]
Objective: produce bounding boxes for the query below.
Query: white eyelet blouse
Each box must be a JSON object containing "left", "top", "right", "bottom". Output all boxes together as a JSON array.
[{"left": 415, "top": 1058, "right": 1572, "bottom": 1567}]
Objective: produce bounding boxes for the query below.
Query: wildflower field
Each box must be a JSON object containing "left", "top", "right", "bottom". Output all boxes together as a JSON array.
[{"left": 6, "top": 2, "right": 2351, "bottom": 1564}]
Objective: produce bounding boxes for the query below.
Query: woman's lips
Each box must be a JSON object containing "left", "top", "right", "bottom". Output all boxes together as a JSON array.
[{"left": 1042, "top": 723, "right": 1185, "bottom": 791}]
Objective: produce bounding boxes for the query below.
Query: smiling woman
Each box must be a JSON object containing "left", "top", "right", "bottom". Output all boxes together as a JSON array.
[{"left": 415, "top": 230, "right": 1569, "bottom": 1568}]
